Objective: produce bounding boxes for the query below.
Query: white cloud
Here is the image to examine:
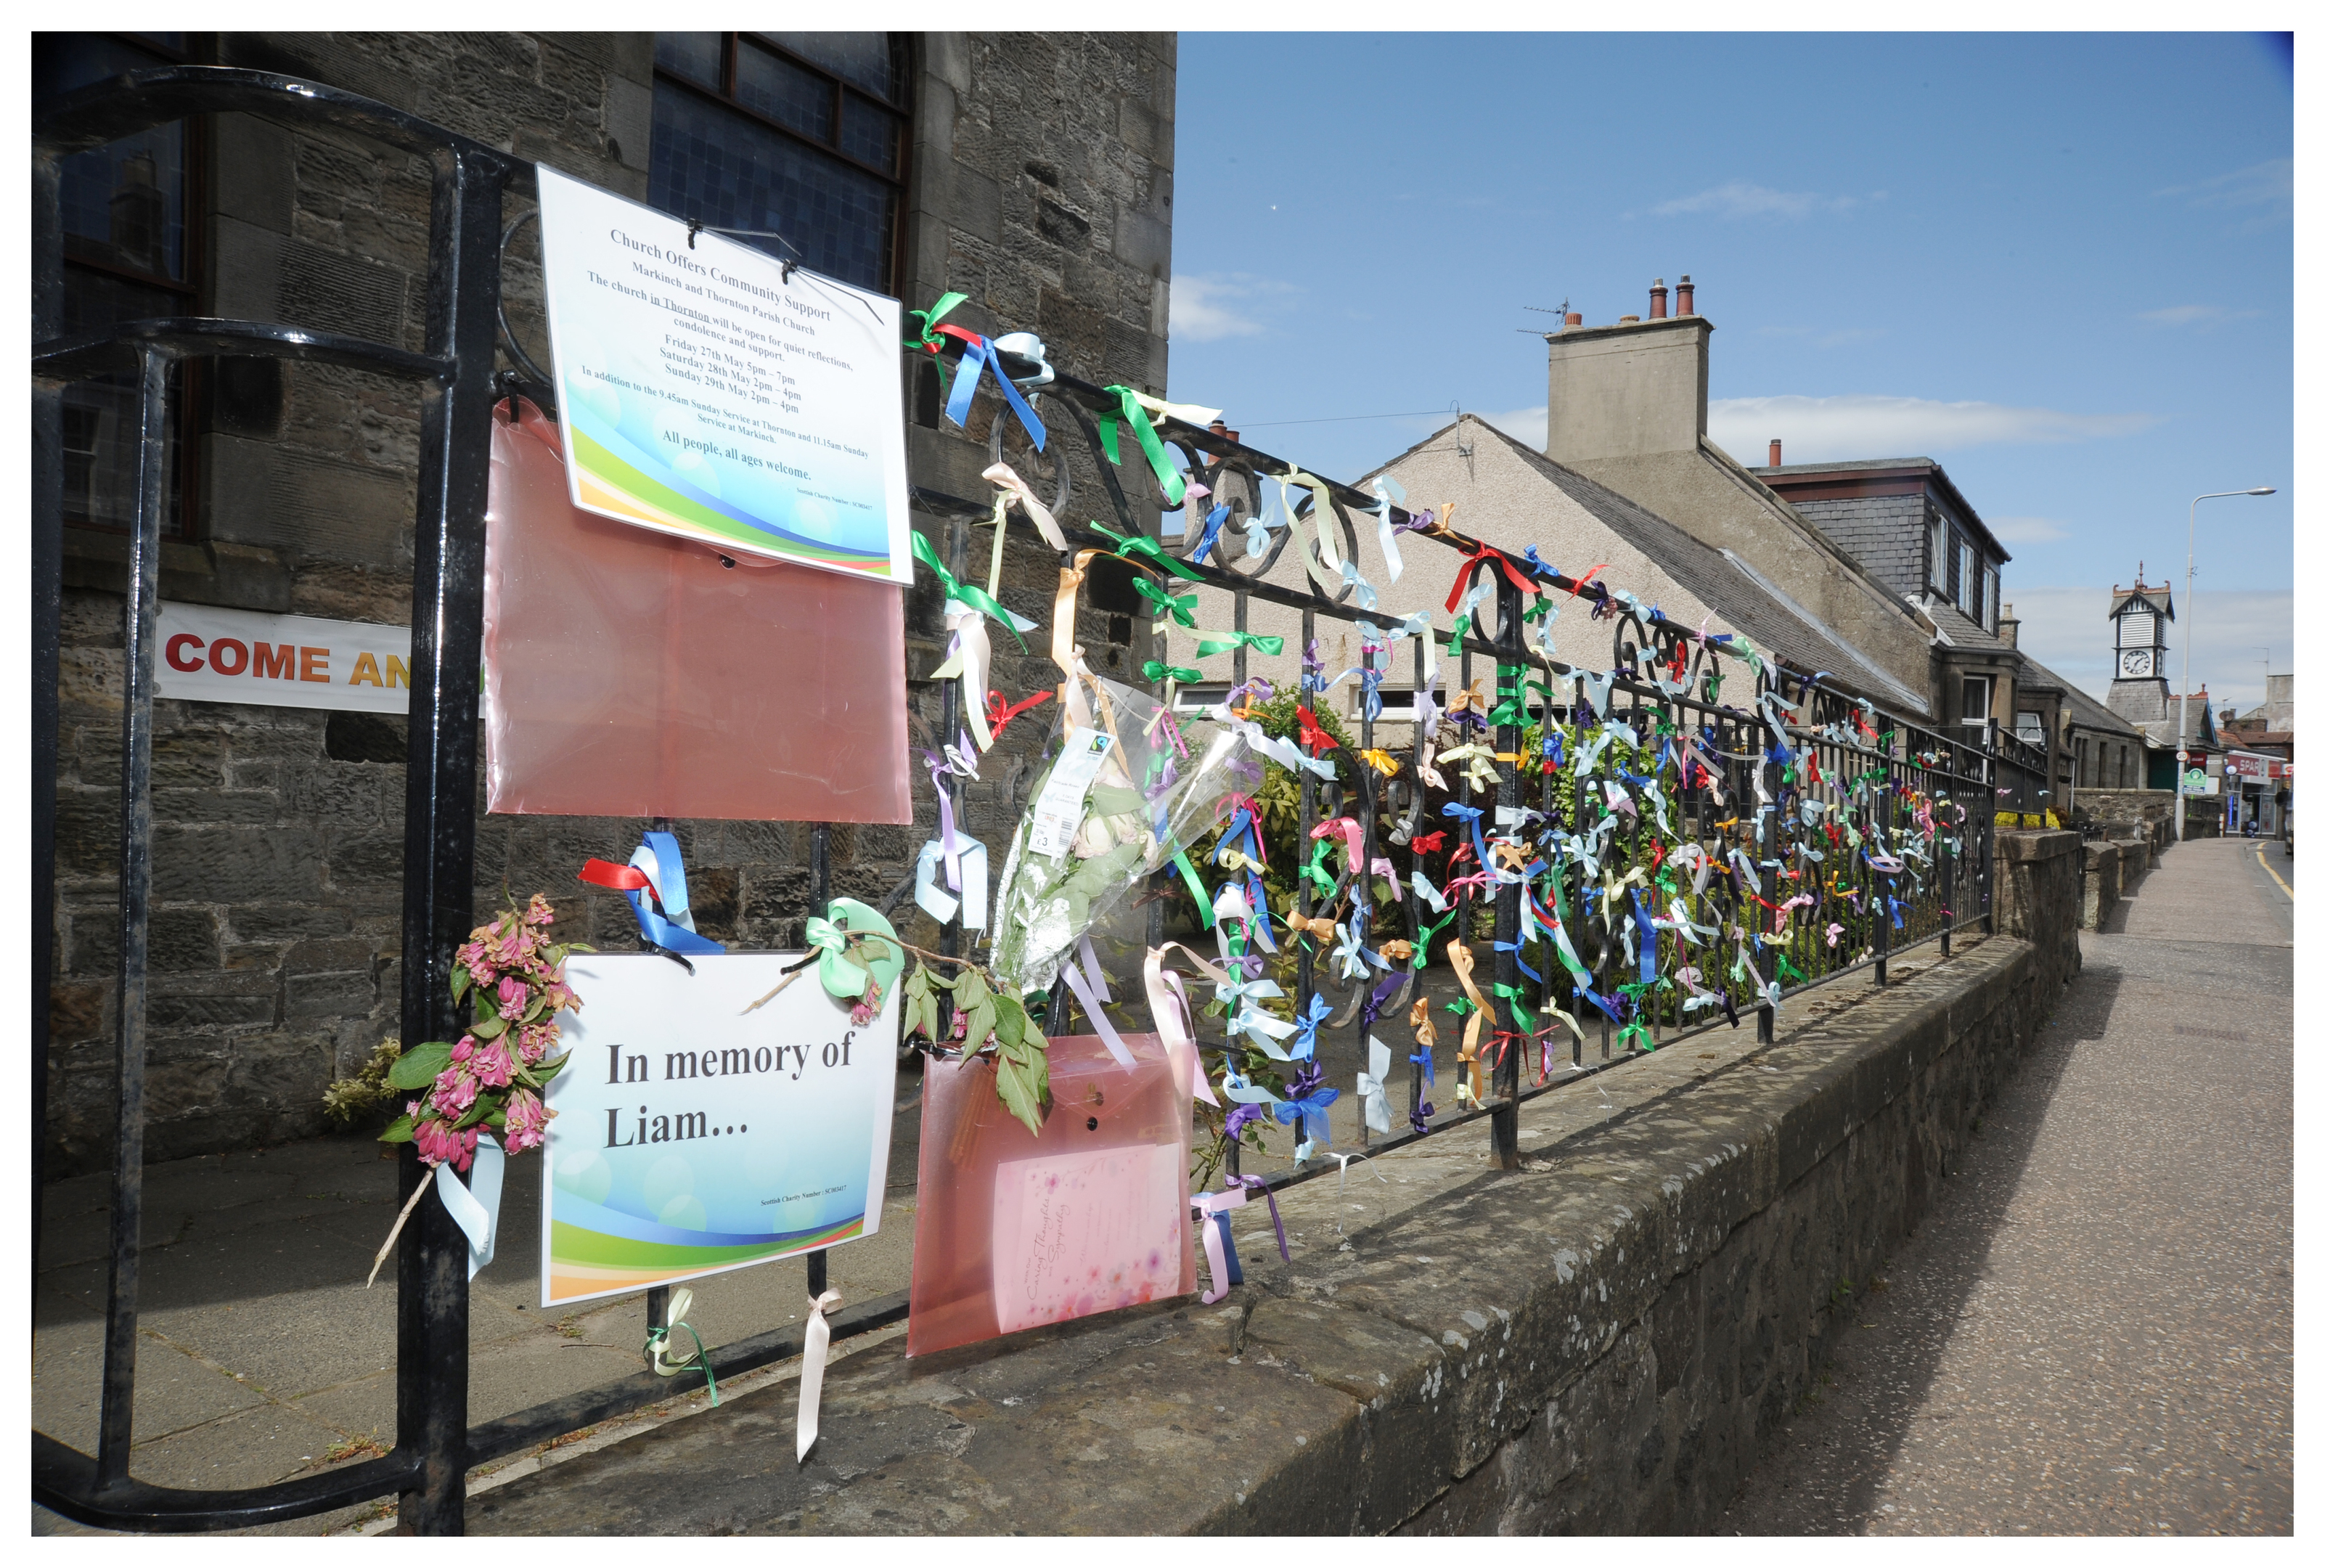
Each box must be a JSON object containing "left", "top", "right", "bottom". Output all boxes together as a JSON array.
[
  {"left": 1476, "top": 405, "right": 1547, "bottom": 449},
  {"left": 2008, "top": 585, "right": 2291, "bottom": 715},
  {"left": 1166, "top": 273, "right": 1292, "bottom": 343},
  {"left": 1987, "top": 515, "right": 2072, "bottom": 544},
  {"left": 1707, "top": 394, "right": 2159, "bottom": 462},
  {"left": 2137, "top": 303, "right": 2261, "bottom": 328},
  {"left": 2154, "top": 158, "right": 2292, "bottom": 218},
  {"left": 1646, "top": 181, "right": 1863, "bottom": 220}
]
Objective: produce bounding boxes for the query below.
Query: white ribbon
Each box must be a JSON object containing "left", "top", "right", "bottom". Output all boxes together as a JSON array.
[
  {"left": 982, "top": 460, "right": 1067, "bottom": 553},
  {"left": 1063, "top": 936, "right": 1136, "bottom": 1069},
  {"left": 913, "top": 837, "right": 989, "bottom": 928},
  {"left": 1356, "top": 1035, "right": 1394, "bottom": 1135},
  {"left": 1143, "top": 945, "right": 1219, "bottom": 1107},
  {"left": 931, "top": 600, "right": 997, "bottom": 753},
  {"left": 1368, "top": 474, "right": 1407, "bottom": 584},
  {"left": 797, "top": 1288, "right": 843, "bottom": 1464},
  {"left": 1133, "top": 390, "right": 1224, "bottom": 428},
  {"left": 433, "top": 1134, "right": 504, "bottom": 1281}
]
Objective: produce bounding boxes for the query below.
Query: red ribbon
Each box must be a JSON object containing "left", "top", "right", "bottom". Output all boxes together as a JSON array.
[
  {"left": 985, "top": 687, "right": 1053, "bottom": 742},
  {"left": 579, "top": 858, "right": 656, "bottom": 899},
  {"left": 1566, "top": 563, "right": 1610, "bottom": 600},
  {"left": 1296, "top": 704, "right": 1337, "bottom": 756},
  {"left": 1409, "top": 830, "right": 1447, "bottom": 856},
  {"left": 923, "top": 322, "right": 985, "bottom": 356},
  {"left": 1443, "top": 541, "right": 1541, "bottom": 614}
]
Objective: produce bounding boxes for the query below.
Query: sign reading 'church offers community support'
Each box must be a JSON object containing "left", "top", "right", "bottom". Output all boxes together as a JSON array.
[
  {"left": 539, "top": 954, "right": 898, "bottom": 1307},
  {"left": 533, "top": 165, "right": 913, "bottom": 584},
  {"left": 155, "top": 602, "right": 412, "bottom": 714}
]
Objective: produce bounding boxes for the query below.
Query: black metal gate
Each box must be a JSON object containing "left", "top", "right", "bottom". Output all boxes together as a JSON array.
[{"left": 33, "top": 62, "right": 2013, "bottom": 1538}]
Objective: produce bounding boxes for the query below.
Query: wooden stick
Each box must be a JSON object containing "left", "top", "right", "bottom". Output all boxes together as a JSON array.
[{"left": 366, "top": 1170, "right": 435, "bottom": 1289}]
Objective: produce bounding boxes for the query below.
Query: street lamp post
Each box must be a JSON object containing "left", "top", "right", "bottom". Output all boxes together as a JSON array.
[{"left": 2177, "top": 486, "right": 2277, "bottom": 843}]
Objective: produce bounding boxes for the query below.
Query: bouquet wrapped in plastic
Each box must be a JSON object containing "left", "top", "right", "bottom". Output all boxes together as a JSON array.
[{"left": 989, "top": 672, "right": 1258, "bottom": 996}]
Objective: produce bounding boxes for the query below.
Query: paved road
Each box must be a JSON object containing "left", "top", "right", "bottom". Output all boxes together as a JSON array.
[{"left": 1720, "top": 836, "right": 2293, "bottom": 1535}]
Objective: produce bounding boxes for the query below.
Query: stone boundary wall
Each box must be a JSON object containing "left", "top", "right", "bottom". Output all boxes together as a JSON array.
[{"left": 465, "top": 832, "right": 2082, "bottom": 1535}]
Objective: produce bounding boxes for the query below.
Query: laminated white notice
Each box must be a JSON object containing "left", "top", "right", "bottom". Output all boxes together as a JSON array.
[{"left": 1026, "top": 730, "right": 1114, "bottom": 859}]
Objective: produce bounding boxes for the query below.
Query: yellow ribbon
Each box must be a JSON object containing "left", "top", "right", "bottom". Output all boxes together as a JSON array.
[
  {"left": 1445, "top": 939, "right": 1495, "bottom": 1107},
  {"left": 1435, "top": 743, "right": 1501, "bottom": 791},
  {"left": 1358, "top": 748, "right": 1402, "bottom": 777}
]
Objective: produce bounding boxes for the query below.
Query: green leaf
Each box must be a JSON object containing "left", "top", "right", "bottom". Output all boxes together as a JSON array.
[
  {"left": 992, "top": 991, "right": 1026, "bottom": 1048},
  {"left": 962, "top": 999, "right": 999, "bottom": 1058},
  {"left": 530, "top": 1050, "right": 570, "bottom": 1084},
  {"left": 992, "top": 1046, "right": 1047, "bottom": 1137},
  {"left": 470, "top": 1010, "right": 507, "bottom": 1040},
  {"left": 378, "top": 1114, "right": 416, "bottom": 1144},
  {"left": 385, "top": 1041, "right": 453, "bottom": 1090},
  {"left": 450, "top": 967, "right": 471, "bottom": 1004},
  {"left": 952, "top": 968, "right": 990, "bottom": 1012}
]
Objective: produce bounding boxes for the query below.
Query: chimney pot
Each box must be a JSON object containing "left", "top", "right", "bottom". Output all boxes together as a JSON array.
[
  {"left": 1619, "top": 314, "right": 1640, "bottom": 324},
  {"left": 1648, "top": 278, "right": 1668, "bottom": 319},
  {"left": 1564, "top": 311, "right": 1582, "bottom": 327},
  {"left": 1675, "top": 274, "right": 1695, "bottom": 316},
  {"left": 1768, "top": 438, "right": 1782, "bottom": 467}
]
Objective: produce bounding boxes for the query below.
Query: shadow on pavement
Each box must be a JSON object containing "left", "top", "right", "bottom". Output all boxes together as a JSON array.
[{"left": 1717, "top": 957, "right": 2125, "bottom": 1532}]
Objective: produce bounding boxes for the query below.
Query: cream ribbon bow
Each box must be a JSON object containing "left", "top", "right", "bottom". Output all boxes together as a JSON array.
[{"left": 797, "top": 1288, "right": 844, "bottom": 1464}]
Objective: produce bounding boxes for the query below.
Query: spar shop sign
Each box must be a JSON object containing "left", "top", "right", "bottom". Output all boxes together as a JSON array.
[{"left": 155, "top": 603, "right": 412, "bottom": 714}]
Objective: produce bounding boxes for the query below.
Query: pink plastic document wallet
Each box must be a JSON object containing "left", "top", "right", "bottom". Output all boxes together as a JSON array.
[
  {"left": 906, "top": 1032, "right": 1196, "bottom": 1357},
  {"left": 481, "top": 399, "right": 911, "bottom": 822}
]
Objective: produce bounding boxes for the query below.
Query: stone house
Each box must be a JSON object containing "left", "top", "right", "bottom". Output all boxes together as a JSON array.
[
  {"left": 41, "top": 29, "right": 1177, "bottom": 1172},
  {"left": 1183, "top": 414, "right": 1924, "bottom": 738}
]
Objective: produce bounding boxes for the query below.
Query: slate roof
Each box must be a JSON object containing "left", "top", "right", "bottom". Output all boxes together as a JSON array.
[
  {"left": 1781, "top": 490, "right": 1926, "bottom": 602},
  {"left": 1922, "top": 598, "right": 2012, "bottom": 654},
  {"left": 1447, "top": 420, "right": 1931, "bottom": 716},
  {"left": 2018, "top": 653, "right": 2145, "bottom": 740}
]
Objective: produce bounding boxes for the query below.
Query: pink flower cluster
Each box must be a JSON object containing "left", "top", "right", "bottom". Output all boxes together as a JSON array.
[{"left": 411, "top": 894, "right": 573, "bottom": 1167}]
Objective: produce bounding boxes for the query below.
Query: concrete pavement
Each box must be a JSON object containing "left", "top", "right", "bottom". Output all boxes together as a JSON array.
[{"left": 1718, "top": 836, "right": 2293, "bottom": 1534}]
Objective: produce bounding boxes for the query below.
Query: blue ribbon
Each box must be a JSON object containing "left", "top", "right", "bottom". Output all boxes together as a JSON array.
[
  {"left": 1442, "top": 801, "right": 1491, "bottom": 869},
  {"left": 624, "top": 832, "right": 725, "bottom": 956},
  {"left": 1631, "top": 891, "right": 1658, "bottom": 984},
  {"left": 1492, "top": 939, "right": 1545, "bottom": 987},
  {"left": 944, "top": 331, "right": 1047, "bottom": 450},
  {"left": 1274, "top": 1083, "right": 1339, "bottom": 1148},
  {"left": 1287, "top": 992, "right": 1332, "bottom": 1061},
  {"left": 1193, "top": 502, "right": 1232, "bottom": 565}
]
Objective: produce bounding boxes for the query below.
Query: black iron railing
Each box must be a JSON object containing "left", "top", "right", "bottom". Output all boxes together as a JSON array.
[{"left": 33, "top": 65, "right": 2016, "bottom": 1535}]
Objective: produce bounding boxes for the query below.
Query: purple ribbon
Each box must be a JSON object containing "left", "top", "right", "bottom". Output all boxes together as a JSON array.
[{"left": 1225, "top": 1174, "right": 1289, "bottom": 1262}]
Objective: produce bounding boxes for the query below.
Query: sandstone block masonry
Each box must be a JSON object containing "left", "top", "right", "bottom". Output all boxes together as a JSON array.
[
  {"left": 48, "top": 31, "right": 1175, "bottom": 1176},
  {"left": 461, "top": 833, "right": 2082, "bottom": 1535}
]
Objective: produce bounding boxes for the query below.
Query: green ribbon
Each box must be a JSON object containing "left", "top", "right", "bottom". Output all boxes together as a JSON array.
[
  {"left": 1090, "top": 521, "right": 1201, "bottom": 581},
  {"left": 1194, "top": 629, "right": 1285, "bottom": 658},
  {"left": 801, "top": 898, "right": 904, "bottom": 1003},
  {"left": 1143, "top": 660, "right": 1201, "bottom": 685},
  {"left": 1132, "top": 576, "right": 1198, "bottom": 627},
  {"left": 1615, "top": 1017, "right": 1656, "bottom": 1053},
  {"left": 644, "top": 1286, "right": 719, "bottom": 1406},
  {"left": 1776, "top": 954, "right": 1809, "bottom": 987},
  {"left": 1172, "top": 847, "right": 1217, "bottom": 930},
  {"left": 1449, "top": 613, "right": 1471, "bottom": 660},
  {"left": 906, "top": 290, "right": 967, "bottom": 354},
  {"left": 1492, "top": 981, "right": 1535, "bottom": 1037},
  {"left": 1300, "top": 841, "right": 1339, "bottom": 899},
  {"left": 912, "top": 531, "right": 1029, "bottom": 652},
  {"left": 1414, "top": 910, "right": 1460, "bottom": 971},
  {"left": 1098, "top": 386, "right": 1187, "bottom": 507}
]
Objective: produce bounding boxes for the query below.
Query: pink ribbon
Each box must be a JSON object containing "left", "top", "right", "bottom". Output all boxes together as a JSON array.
[{"left": 1143, "top": 944, "right": 1219, "bottom": 1107}]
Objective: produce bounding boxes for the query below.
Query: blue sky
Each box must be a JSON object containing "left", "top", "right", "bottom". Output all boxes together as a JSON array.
[{"left": 1166, "top": 31, "right": 2293, "bottom": 714}]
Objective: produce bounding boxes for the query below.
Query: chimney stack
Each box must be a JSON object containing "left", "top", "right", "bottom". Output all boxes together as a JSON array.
[
  {"left": 1768, "top": 438, "right": 1782, "bottom": 467},
  {"left": 1675, "top": 274, "right": 1694, "bottom": 316},
  {"left": 1564, "top": 311, "right": 1582, "bottom": 328},
  {"left": 1648, "top": 278, "right": 1667, "bottom": 319}
]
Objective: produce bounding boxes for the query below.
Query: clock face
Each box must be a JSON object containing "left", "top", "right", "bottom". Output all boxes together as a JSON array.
[{"left": 2120, "top": 648, "right": 2153, "bottom": 677}]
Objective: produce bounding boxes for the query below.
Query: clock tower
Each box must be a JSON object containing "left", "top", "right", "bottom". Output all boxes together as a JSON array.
[{"left": 2104, "top": 569, "right": 2175, "bottom": 725}]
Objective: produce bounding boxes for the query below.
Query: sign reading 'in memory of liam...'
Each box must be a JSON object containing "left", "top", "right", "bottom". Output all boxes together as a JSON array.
[
  {"left": 540, "top": 954, "right": 898, "bottom": 1307},
  {"left": 533, "top": 165, "right": 912, "bottom": 584}
]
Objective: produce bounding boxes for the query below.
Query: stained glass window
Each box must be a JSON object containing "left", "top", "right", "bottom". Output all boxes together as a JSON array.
[{"left": 649, "top": 33, "right": 909, "bottom": 295}]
